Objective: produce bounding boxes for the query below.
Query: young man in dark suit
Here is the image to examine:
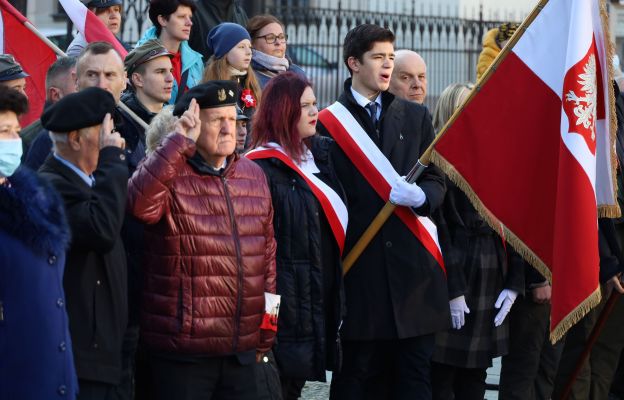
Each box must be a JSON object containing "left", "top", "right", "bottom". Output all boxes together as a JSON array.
[{"left": 317, "top": 24, "right": 449, "bottom": 400}]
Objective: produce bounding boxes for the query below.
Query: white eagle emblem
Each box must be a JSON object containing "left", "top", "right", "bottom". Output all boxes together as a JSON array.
[{"left": 564, "top": 54, "right": 597, "bottom": 140}]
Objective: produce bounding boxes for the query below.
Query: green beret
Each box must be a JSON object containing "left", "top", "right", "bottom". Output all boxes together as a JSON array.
[
  {"left": 173, "top": 80, "right": 238, "bottom": 117},
  {"left": 125, "top": 40, "right": 172, "bottom": 75},
  {"left": 41, "top": 87, "right": 116, "bottom": 133}
]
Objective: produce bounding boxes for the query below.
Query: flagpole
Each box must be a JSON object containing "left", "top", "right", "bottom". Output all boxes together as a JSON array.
[
  {"left": 342, "top": 0, "right": 549, "bottom": 274},
  {"left": 559, "top": 291, "right": 622, "bottom": 400},
  {"left": 11, "top": 11, "right": 150, "bottom": 131}
]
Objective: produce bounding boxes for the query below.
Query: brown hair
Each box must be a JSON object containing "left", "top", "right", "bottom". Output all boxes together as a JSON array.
[
  {"left": 246, "top": 14, "right": 284, "bottom": 40},
  {"left": 201, "top": 56, "right": 262, "bottom": 108}
]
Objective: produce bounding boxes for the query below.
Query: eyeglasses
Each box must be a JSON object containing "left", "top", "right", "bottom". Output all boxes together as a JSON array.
[{"left": 255, "top": 33, "right": 288, "bottom": 44}]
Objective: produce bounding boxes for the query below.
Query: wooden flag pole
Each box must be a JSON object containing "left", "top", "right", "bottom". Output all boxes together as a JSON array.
[
  {"left": 19, "top": 19, "right": 150, "bottom": 131},
  {"left": 341, "top": 0, "right": 548, "bottom": 274}
]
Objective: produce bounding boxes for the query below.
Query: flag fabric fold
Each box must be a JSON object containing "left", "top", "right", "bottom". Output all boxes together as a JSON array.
[
  {"left": 59, "top": 0, "right": 127, "bottom": 58},
  {"left": 0, "top": 0, "right": 57, "bottom": 126},
  {"left": 431, "top": 0, "right": 617, "bottom": 342}
]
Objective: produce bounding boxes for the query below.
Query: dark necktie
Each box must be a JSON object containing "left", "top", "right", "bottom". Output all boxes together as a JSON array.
[{"left": 366, "top": 101, "right": 380, "bottom": 140}]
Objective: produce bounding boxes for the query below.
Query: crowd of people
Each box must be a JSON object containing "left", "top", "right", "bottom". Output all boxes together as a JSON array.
[{"left": 1, "top": 0, "right": 624, "bottom": 399}]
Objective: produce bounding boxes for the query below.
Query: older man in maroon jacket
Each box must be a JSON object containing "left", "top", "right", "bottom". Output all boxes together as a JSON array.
[{"left": 127, "top": 80, "right": 277, "bottom": 400}]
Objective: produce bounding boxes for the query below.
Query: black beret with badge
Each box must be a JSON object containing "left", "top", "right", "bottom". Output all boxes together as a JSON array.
[
  {"left": 0, "top": 54, "right": 29, "bottom": 82},
  {"left": 41, "top": 87, "right": 116, "bottom": 133},
  {"left": 124, "top": 39, "right": 172, "bottom": 76},
  {"left": 173, "top": 80, "right": 238, "bottom": 117}
]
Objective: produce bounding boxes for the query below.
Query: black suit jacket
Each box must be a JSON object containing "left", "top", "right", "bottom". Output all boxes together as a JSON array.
[
  {"left": 317, "top": 79, "right": 450, "bottom": 340},
  {"left": 38, "top": 147, "right": 129, "bottom": 384}
]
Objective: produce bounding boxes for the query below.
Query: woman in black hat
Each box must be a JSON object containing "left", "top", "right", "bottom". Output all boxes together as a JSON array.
[{"left": 0, "top": 89, "right": 78, "bottom": 399}]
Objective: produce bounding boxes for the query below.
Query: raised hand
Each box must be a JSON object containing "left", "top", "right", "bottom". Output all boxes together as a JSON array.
[{"left": 174, "top": 98, "right": 201, "bottom": 142}]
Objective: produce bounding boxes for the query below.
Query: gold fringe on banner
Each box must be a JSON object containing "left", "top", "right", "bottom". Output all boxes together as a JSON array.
[
  {"left": 430, "top": 150, "right": 603, "bottom": 344},
  {"left": 598, "top": 0, "right": 622, "bottom": 218},
  {"left": 550, "top": 287, "right": 602, "bottom": 343}
]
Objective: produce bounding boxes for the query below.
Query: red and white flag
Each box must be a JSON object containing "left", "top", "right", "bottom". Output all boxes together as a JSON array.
[
  {"left": 59, "top": 0, "right": 127, "bottom": 58},
  {"left": 431, "top": 0, "right": 618, "bottom": 341},
  {"left": 0, "top": 0, "right": 57, "bottom": 126}
]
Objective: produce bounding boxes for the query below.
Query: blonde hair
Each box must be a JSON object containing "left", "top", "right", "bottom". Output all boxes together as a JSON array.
[
  {"left": 432, "top": 83, "right": 473, "bottom": 133},
  {"left": 202, "top": 56, "right": 262, "bottom": 107},
  {"left": 146, "top": 106, "right": 176, "bottom": 155}
]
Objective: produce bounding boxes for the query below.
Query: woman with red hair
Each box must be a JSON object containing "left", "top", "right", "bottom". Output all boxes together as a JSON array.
[{"left": 247, "top": 71, "right": 346, "bottom": 399}]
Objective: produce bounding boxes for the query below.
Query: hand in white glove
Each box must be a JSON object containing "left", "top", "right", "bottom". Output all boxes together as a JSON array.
[
  {"left": 449, "top": 295, "right": 470, "bottom": 330},
  {"left": 494, "top": 289, "right": 518, "bottom": 327},
  {"left": 389, "top": 176, "right": 426, "bottom": 208}
]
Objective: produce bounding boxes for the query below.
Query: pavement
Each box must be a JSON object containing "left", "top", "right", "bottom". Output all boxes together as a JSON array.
[{"left": 299, "top": 358, "right": 503, "bottom": 399}]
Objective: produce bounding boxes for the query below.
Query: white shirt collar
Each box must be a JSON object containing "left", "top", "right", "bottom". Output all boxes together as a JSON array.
[{"left": 350, "top": 86, "right": 382, "bottom": 110}]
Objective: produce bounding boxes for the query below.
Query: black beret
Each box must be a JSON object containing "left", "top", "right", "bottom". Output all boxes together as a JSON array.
[
  {"left": 173, "top": 80, "right": 238, "bottom": 117},
  {"left": 41, "top": 87, "right": 116, "bottom": 133}
]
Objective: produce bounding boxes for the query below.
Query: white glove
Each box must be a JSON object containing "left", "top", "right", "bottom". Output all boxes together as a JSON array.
[
  {"left": 449, "top": 295, "right": 470, "bottom": 330},
  {"left": 389, "top": 176, "right": 426, "bottom": 208},
  {"left": 494, "top": 289, "right": 518, "bottom": 327}
]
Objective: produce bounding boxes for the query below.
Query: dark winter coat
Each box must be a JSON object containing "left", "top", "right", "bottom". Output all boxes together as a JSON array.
[
  {"left": 38, "top": 148, "right": 129, "bottom": 385},
  {"left": 317, "top": 79, "right": 450, "bottom": 340},
  {"left": 0, "top": 168, "right": 78, "bottom": 400},
  {"left": 251, "top": 136, "right": 345, "bottom": 381},
  {"left": 432, "top": 179, "right": 525, "bottom": 368},
  {"left": 126, "top": 133, "right": 277, "bottom": 356},
  {"left": 188, "top": 0, "right": 248, "bottom": 59}
]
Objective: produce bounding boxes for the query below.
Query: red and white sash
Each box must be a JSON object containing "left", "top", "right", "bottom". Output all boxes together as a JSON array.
[
  {"left": 319, "top": 102, "right": 445, "bottom": 272},
  {"left": 246, "top": 145, "right": 348, "bottom": 254}
]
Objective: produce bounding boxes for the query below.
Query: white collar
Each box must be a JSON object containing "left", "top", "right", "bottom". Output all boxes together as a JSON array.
[{"left": 350, "top": 87, "right": 382, "bottom": 110}]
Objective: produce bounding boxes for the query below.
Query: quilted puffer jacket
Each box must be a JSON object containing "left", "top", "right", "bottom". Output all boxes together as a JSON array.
[{"left": 127, "top": 132, "right": 277, "bottom": 355}]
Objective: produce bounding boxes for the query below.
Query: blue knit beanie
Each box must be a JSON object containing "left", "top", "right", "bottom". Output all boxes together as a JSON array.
[{"left": 207, "top": 23, "right": 252, "bottom": 59}]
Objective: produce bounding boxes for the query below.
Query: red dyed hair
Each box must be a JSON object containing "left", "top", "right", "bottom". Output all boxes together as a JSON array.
[{"left": 252, "top": 71, "right": 312, "bottom": 162}]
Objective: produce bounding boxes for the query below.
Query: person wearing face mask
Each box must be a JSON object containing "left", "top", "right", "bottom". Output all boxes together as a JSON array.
[
  {"left": 203, "top": 22, "right": 262, "bottom": 140},
  {"left": 38, "top": 87, "right": 129, "bottom": 400},
  {"left": 246, "top": 72, "right": 346, "bottom": 400},
  {"left": 137, "top": 0, "right": 203, "bottom": 105},
  {"left": 246, "top": 15, "right": 306, "bottom": 88},
  {"left": 66, "top": 0, "right": 130, "bottom": 57},
  {"left": 0, "top": 88, "right": 78, "bottom": 400}
]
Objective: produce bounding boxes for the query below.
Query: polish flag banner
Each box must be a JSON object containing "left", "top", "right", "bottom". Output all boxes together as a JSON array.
[
  {"left": 431, "top": 0, "right": 618, "bottom": 342},
  {"left": 59, "top": 0, "right": 127, "bottom": 58},
  {"left": 0, "top": 0, "right": 57, "bottom": 126}
]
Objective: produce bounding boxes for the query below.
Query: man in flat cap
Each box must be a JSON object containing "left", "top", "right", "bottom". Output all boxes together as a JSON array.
[
  {"left": 121, "top": 39, "right": 174, "bottom": 171},
  {"left": 127, "top": 80, "right": 277, "bottom": 399},
  {"left": 67, "top": 0, "right": 130, "bottom": 57},
  {"left": 0, "top": 54, "right": 28, "bottom": 97},
  {"left": 38, "top": 87, "right": 129, "bottom": 400},
  {"left": 119, "top": 39, "right": 174, "bottom": 400}
]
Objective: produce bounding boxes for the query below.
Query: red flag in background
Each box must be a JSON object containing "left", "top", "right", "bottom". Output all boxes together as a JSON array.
[
  {"left": 431, "top": 0, "right": 618, "bottom": 342},
  {"left": 59, "top": 0, "right": 127, "bottom": 58},
  {"left": 0, "top": 0, "right": 57, "bottom": 126}
]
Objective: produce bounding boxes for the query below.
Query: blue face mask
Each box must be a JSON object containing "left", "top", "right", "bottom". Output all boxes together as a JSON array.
[{"left": 0, "top": 138, "right": 23, "bottom": 178}]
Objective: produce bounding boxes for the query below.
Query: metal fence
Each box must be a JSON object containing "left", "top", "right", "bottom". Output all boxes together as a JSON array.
[{"left": 116, "top": 1, "right": 515, "bottom": 110}]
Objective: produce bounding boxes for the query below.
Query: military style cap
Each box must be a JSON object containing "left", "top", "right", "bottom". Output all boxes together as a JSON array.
[
  {"left": 81, "top": 0, "right": 122, "bottom": 8},
  {"left": 125, "top": 40, "right": 172, "bottom": 75},
  {"left": 236, "top": 105, "right": 249, "bottom": 121},
  {"left": 0, "top": 54, "right": 29, "bottom": 82},
  {"left": 41, "top": 87, "right": 116, "bottom": 133},
  {"left": 173, "top": 80, "right": 239, "bottom": 117}
]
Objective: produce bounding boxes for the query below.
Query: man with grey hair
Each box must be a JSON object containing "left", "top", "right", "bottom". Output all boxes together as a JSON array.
[
  {"left": 389, "top": 50, "right": 428, "bottom": 105},
  {"left": 23, "top": 56, "right": 77, "bottom": 168},
  {"left": 38, "top": 86, "right": 128, "bottom": 400}
]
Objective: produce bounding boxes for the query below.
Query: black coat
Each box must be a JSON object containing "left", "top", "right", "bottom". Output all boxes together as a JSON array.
[
  {"left": 38, "top": 147, "right": 129, "bottom": 385},
  {"left": 317, "top": 79, "right": 450, "bottom": 340},
  {"left": 252, "top": 136, "right": 345, "bottom": 381}
]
